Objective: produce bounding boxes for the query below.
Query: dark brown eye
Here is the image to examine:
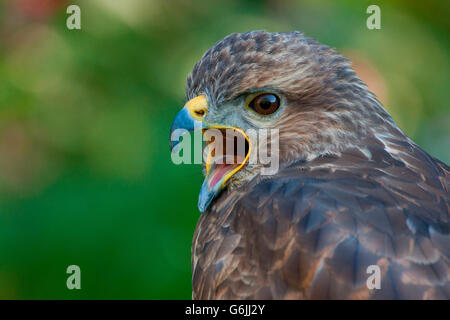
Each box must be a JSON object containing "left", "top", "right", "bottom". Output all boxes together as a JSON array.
[{"left": 249, "top": 93, "right": 280, "bottom": 115}]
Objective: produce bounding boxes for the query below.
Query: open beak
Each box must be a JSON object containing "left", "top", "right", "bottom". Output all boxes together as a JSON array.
[{"left": 170, "top": 95, "right": 251, "bottom": 212}]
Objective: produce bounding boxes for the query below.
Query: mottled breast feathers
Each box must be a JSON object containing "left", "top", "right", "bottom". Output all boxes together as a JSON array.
[{"left": 192, "top": 142, "right": 450, "bottom": 299}]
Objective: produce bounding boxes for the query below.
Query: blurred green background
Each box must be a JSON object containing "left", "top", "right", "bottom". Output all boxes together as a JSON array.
[{"left": 0, "top": 0, "right": 448, "bottom": 299}]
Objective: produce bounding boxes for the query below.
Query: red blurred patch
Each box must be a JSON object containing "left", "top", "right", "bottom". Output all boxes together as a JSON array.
[{"left": 8, "top": 0, "right": 67, "bottom": 20}]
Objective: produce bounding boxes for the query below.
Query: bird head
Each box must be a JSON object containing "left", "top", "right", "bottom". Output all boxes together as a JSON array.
[{"left": 170, "top": 31, "right": 399, "bottom": 212}]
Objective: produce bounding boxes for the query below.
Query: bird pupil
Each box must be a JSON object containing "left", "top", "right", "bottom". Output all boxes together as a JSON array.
[
  {"left": 249, "top": 93, "right": 279, "bottom": 115},
  {"left": 261, "top": 100, "right": 271, "bottom": 109},
  {"left": 259, "top": 95, "right": 275, "bottom": 109}
]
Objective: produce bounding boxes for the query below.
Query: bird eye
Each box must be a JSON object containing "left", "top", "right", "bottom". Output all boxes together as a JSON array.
[{"left": 248, "top": 93, "right": 280, "bottom": 115}]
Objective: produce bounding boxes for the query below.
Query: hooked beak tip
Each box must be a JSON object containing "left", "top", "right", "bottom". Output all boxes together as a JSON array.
[{"left": 198, "top": 179, "right": 217, "bottom": 212}]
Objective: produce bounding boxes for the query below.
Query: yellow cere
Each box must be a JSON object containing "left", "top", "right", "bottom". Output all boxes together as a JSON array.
[{"left": 185, "top": 95, "right": 208, "bottom": 121}]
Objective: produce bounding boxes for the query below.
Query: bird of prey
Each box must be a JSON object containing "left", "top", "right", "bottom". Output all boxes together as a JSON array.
[{"left": 169, "top": 31, "right": 449, "bottom": 299}]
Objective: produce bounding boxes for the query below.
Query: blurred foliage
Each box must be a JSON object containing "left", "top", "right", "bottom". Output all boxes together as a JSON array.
[{"left": 0, "top": 0, "right": 448, "bottom": 299}]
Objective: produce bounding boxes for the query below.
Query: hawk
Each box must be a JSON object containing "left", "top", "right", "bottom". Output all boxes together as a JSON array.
[{"left": 169, "top": 31, "right": 449, "bottom": 299}]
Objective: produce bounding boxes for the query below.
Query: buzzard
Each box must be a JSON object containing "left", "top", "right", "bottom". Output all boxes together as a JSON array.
[{"left": 169, "top": 31, "right": 449, "bottom": 299}]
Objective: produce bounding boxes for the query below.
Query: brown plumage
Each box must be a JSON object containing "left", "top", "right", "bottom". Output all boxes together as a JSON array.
[{"left": 178, "top": 31, "right": 449, "bottom": 299}]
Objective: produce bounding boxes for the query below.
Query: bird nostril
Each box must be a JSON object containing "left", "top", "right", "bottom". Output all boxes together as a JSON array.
[{"left": 195, "top": 110, "right": 205, "bottom": 117}]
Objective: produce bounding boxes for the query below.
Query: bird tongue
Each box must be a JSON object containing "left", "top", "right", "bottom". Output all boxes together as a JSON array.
[{"left": 208, "top": 155, "right": 245, "bottom": 189}]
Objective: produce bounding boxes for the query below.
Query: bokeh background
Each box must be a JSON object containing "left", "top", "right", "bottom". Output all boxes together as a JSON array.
[{"left": 0, "top": 0, "right": 448, "bottom": 299}]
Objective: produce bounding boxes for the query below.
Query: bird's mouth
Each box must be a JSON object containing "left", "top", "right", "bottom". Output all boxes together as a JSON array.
[
  {"left": 203, "top": 127, "right": 251, "bottom": 190},
  {"left": 196, "top": 126, "right": 250, "bottom": 212},
  {"left": 170, "top": 94, "right": 251, "bottom": 212}
]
